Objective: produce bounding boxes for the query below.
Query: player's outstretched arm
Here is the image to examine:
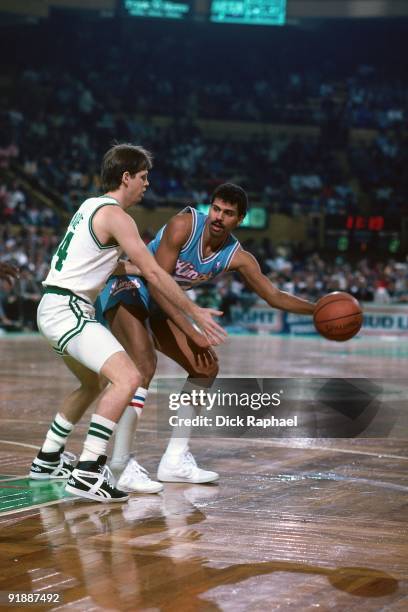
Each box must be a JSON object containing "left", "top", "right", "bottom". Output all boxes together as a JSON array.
[
  {"left": 231, "top": 249, "right": 315, "bottom": 315},
  {"left": 0, "top": 262, "right": 19, "bottom": 281},
  {"left": 96, "top": 206, "right": 227, "bottom": 344}
]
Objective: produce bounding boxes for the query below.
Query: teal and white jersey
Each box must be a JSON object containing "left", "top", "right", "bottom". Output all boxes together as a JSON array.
[
  {"left": 44, "top": 196, "right": 122, "bottom": 304},
  {"left": 148, "top": 206, "right": 241, "bottom": 290}
]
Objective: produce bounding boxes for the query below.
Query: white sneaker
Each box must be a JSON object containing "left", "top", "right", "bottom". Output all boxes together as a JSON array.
[
  {"left": 157, "top": 451, "right": 219, "bottom": 484},
  {"left": 116, "top": 458, "right": 163, "bottom": 494}
]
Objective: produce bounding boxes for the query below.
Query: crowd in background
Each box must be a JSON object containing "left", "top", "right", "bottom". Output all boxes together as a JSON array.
[
  {"left": 1, "top": 16, "right": 407, "bottom": 331},
  {"left": 1, "top": 194, "right": 406, "bottom": 331},
  {"left": 4, "top": 17, "right": 406, "bottom": 127}
]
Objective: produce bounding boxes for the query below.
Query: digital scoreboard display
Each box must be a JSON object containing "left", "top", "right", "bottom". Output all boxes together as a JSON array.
[
  {"left": 123, "top": 0, "right": 192, "bottom": 20},
  {"left": 196, "top": 204, "right": 267, "bottom": 229},
  {"left": 210, "top": 0, "right": 286, "bottom": 25},
  {"left": 325, "top": 215, "right": 402, "bottom": 254}
]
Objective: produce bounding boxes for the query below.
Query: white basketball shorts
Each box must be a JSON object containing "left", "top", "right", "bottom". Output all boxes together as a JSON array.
[{"left": 37, "top": 288, "right": 124, "bottom": 373}]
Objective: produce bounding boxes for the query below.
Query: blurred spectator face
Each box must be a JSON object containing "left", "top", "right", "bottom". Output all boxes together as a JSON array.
[{"left": 207, "top": 199, "right": 243, "bottom": 238}]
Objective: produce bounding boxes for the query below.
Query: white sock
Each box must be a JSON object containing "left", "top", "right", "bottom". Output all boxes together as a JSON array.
[
  {"left": 79, "top": 414, "right": 116, "bottom": 463},
  {"left": 164, "top": 402, "right": 194, "bottom": 458},
  {"left": 42, "top": 413, "right": 74, "bottom": 453},
  {"left": 111, "top": 387, "right": 148, "bottom": 467}
]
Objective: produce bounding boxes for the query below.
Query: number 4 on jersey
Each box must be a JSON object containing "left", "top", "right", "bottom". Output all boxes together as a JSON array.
[{"left": 54, "top": 231, "right": 74, "bottom": 271}]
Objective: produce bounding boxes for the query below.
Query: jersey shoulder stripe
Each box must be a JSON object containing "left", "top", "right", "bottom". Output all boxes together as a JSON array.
[
  {"left": 180, "top": 206, "right": 198, "bottom": 253},
  {"left": 88, "top": 202, "right": 120, "bottom": 250},
  {"left": 225, "top": 240, "right": 241, "bottom": 270}
]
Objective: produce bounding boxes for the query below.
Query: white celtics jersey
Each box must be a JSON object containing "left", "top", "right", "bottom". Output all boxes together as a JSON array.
[{"left": 44, "top": 196, "right": 123, "bottom": 304}]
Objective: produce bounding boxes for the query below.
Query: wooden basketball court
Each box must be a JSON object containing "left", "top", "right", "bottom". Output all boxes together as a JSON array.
[{"left": 0, "top": 333, "right": 407, "bottom": 610}]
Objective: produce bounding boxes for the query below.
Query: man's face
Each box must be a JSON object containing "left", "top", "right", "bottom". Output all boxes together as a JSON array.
[
  {"left": 126, "top": 169, "right": 149, "bottom": 204},
  {"left": 207, "top": 198, "right": 243, "bottom": 238}
]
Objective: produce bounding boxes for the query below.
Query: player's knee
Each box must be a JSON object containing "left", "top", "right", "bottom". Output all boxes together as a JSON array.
[
  {"left": 111, "top": 362, "right": 142, "bottom": 398},
  {"left": 125, "top": 368, "right": 142, "bottom": 396},
  {"left": 207, "top": 360, "right": 219, "bottom": 380}
]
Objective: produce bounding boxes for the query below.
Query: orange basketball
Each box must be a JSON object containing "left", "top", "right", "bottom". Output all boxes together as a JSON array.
[{"left": 313, "top": 292, "right": 363, "bottom": 341}]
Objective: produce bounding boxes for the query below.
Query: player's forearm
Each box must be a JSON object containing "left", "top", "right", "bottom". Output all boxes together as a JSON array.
[
  {"left": 144, "top": 267, "right": 198, "bottom": 317},
  {"left": 266, "top": 290, "right": 315, "bottom": 314},
  {"left": 112, "top": 260, "right": 142, "bottom": 277},
  {"left": 149, "top": 283, "right": 205, "bottom": 341}
]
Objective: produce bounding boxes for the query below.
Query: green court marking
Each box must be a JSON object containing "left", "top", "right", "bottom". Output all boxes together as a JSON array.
[{"left": 0, "top": 478, "right": 72, "bottom": 513}]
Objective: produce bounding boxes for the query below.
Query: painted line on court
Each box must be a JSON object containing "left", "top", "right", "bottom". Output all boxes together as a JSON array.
[
  {"left": 0, "top": 476, "right": 75, "bottom": 515},
  {"left": 214, "top": 437, "right": 408, "bottom": 460},
  {"left": 0, "top": 497, "right": 75, "bottom": 518},
  {"left": 0, "top": 418, "right": 68, "bottom": 425},
  {"left": 118, "top": 430, "right": 408, "bottom": 461},
  {"left": 1, "top": 430, "right": 399, "bottom": 463},
  {"left": 0, "top": 439, "right": 40, "bottom": 450}
]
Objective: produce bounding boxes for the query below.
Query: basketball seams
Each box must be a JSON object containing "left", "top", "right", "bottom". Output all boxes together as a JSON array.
[
  {"left": 316, "top": 312, "right": 363, "bottom": 324},
  {"left": 314, "top": 297, "right": 360, "bottom": 318},
  {"left": 313, "top": 292, "right": 363, "bottom": 341}
]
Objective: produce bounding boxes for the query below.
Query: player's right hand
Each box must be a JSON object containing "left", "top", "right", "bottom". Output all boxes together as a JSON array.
[{"left": 193, "top": 308, "right": 227, "bottom": 346}]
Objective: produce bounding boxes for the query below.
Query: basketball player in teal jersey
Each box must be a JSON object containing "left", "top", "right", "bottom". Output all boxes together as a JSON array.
[
  {"left": 97, "top": 183, "right": 316, "bottom": 493},
  {"left": 29, "top": 144, "right": 226, "bottom": 503}
]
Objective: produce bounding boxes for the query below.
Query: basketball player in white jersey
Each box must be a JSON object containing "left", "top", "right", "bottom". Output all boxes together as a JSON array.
[{"left": 29, "top": 144, "right": 226, "bottom": 503}]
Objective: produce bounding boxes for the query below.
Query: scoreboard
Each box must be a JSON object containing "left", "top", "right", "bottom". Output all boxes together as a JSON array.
[
  {"left": 210, "top": 0, "right": 286, "bottom": 25},
  {"left": 325, "top": 214, "right": 402, "bottom": 254},
  {"left": 121, "top": 0, "right": 287, "bottom": 23},
  {"left": 123, "top": 0, "right": 192, "bottom": 20}
]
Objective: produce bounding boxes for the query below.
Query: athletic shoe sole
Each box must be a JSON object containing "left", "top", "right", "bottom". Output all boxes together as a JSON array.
[
  {"left": 117, "top": 481, "right": 164, "bottom": 494},
  {"left": 157, "top": 471, "right": 219, "bottom": 484},
  {"left": 29, "top": 473, "right": 70, "bottom": 480},
  {"left": 65, "top": 484, "right": 129, "bottom": 503}
]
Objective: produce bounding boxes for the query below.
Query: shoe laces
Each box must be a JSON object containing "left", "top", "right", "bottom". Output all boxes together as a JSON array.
[
  {"left": 101, "top": 465, "right": 117, "bottom": 491},
  {"left": 57, "top": 451, "right": 76, "bottom": 470},
  {"left": 61, "top": 451, "right": 76, "bottom": 464},
  {"left": 181, "top": 451, "right": 197, "bottom": 468},
  {"left": 126, "top": 458, "right": 150, "bottom": 482}
]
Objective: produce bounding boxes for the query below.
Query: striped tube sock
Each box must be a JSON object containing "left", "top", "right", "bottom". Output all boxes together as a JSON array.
[
  {"left": 41, "top": 413, "right": 74, "bottom": 453},
  {"left": 111, "top": 387, "right": 148, "bottom": 468},
  {"left": 129, "top": 387, "right": 148, "bottom": 418},
  {"left": 79, "top": 414, "right": 117, "bottom": 463}
]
